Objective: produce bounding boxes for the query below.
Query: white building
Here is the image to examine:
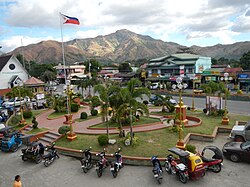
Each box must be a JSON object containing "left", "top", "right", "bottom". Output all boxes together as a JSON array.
[{"left": 0, "top": 54, "right": 29, "bottom": 89}]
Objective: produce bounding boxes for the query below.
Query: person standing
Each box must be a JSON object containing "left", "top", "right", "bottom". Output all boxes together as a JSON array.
[{"left": 13, "top": 175, "right": 22, "bottom": 187}]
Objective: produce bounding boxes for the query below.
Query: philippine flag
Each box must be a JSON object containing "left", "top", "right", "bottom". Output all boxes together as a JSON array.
[{"left": 61, "top": 13, "right": 80, "bottom": 25}]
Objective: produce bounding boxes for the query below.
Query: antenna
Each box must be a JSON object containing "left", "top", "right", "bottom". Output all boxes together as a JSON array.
[{"left": 21, "top": 38, "right": 25, "bottom": 69}]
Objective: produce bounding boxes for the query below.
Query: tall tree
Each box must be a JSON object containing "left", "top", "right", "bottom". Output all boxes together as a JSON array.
[
  {"left": 119, "top": 78, "right": 150, "bottom": 144},
  {"left": 239, "top": 51, "right": 250, "bottom": 70}
]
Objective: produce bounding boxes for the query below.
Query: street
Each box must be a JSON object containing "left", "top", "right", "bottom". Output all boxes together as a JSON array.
[{"left": 1, "top": 137, "right": 250, "bottom": 187}]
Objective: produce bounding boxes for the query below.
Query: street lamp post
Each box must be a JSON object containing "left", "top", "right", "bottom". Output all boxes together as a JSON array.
[
  {"left": 220, "top": 73, "right": 232, "bottom": 125},
  {"left": 64, "top": 80, "right": 77, "bottom": 141},
  {"left": 191, "top": 77, "right": 198, "bottom": 111},
  {"left": 16, "top": 80, "right": 27, "bottom": 126},
  {"left": 172, "top": 77, "right": 188, "bottom": 149}
]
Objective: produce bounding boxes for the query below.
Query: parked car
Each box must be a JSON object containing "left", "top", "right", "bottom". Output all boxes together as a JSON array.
[
  {"left": 150, "top": 82, "right": 163, "bottom": 90},
  {"left": 149, "top": 94, "right": 177, "bottom": 106},
  {"left": 2, "top": 97, "right": 25, "bottom": 108},
  {"left": 222, "top": 141, "right": 250, "bottom": 162},
  {"left": 229, "top": 121, "right": 250, "bottom": 142}
]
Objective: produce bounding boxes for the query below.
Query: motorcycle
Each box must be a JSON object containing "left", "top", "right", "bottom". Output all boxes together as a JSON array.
[
  {"left": 43, "top": 143, "right": 60, "bottom": 167},
  {"left": 165, "top": 154, "right": 189, "bottom": 184},
  {"left": 95, "top": 148, "right": 109, "bottom": 177},
  {"left": 200, "top": 145, "right": 223, "bottom": 173},
  {"left": 110, "top": 148, "right": 123, "bottom": 178},
  {"left": 80, "top": 147, "right": 93, "bottom": 173},
  {"left": 151, "top": 156, "right": 163, "bottom": 184}
]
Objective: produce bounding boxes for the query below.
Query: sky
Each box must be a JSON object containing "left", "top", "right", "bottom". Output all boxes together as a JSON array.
[{"left": 0, "top": 0, "right": 250, "bottom": 53}]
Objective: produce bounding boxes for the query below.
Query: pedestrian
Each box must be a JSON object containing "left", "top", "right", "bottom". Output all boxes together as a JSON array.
[{"left": 13, "top": 175, "right": 22, "bottom": 187}]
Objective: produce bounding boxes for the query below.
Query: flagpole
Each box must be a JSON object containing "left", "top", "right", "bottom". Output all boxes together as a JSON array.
[{"left": 59, "top": 12, "right": 69, "bottom": 115}]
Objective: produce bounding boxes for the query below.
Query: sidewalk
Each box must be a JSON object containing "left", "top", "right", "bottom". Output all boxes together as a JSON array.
[{"left": 36, "top": 107, "right": 175, "bottom": 135}]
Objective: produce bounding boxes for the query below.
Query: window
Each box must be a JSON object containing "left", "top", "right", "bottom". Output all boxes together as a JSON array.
[{"left": 9, "top": 64, "right": 15, "bottom": 70}]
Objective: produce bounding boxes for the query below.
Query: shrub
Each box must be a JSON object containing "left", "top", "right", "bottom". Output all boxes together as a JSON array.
[
  {"left": 98, "top": 134, "right": 109, "bottom": 146},
  {"left": 237, "top": 90, "right": 243, "bottom": 94},
  {"left": 168, "top": 105, "right": 175, "bottom": 113},
  {"left": 186, "top": 144, "right": 196, "bottom": 154},
  {"left": 9, "top": 115, "right": 21, "bottom": 126},
  {"left": 71, "top": 103, "right": 79, "bottom": 113},
  {"left": 80, "top": 112, "right": 88, "bottom": 119},
  {"left": 23, "top": 111, "right": 33, "bottom": 119},
  {"left": 58, "top": 126, "right": 70, "bottom": 135},
  {"left": 91, "top": 109, "right": 98, "bottom": 116},
  {"left": 32, "top": 116, "right": 38, "bottom": 129},
  {"left": 217, "top": 109, "right": 225, "bottom": 116}
]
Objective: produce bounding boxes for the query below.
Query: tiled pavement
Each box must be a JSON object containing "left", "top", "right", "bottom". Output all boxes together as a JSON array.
[{"left": 36, "top": 107, "right": 172, "bottom": 135}]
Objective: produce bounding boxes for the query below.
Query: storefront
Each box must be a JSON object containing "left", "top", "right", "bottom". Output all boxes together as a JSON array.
[{"left": 238, "top": 73, "right": 250, "bottom": 92}]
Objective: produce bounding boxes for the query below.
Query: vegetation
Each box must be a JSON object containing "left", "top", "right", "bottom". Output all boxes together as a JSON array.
[
  {"left": 32, "top": 116, "right": 38, "bottom": 129},
  {"left": 56, "top": 111, "right": 249, "bottom": 157},
  {"left": 26, "top": 127, "right": 48, "bottom": 134},
  {"left": 90, "top": 116, "right": 160, "bottom": 128},
  {"left": 71, "top": 103, "right": 79, "bottom": 113},
  {"left": 80, "top": 112, "right": 88, "bottom": 119},
  {"left": 58, "top": 126, "right": 70, "bottom": 135},
  {"left": 98, "top": 134, "right": 109, "bottom": 146},
  {"left": 91, "top": 109, "right": 98, "bottom": 116},
  {"left": 23, "top": 110, "right": 33, "bottom": 119}
]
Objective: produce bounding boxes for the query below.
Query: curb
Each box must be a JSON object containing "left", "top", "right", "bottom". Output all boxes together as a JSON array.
[{"left": 54, "top": 126, "right": 232, "bottom": 166}]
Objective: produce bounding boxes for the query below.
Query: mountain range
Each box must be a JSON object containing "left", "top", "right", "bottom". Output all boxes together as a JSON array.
[{"left": 10, "top": 29, "right": 250, "bottom": 64}]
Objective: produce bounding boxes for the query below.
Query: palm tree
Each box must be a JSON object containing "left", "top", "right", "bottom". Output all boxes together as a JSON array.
[
  {"left": 155, "top": 94, "right": 174, "bottom": 112},
  {"left": 75, "top": 79, "right": 88, "bottom": 98},
  {"left": 120, "top": 78, "right": 150, "bottom": 144},
  {"left": 94, "top": 84, "right": 110, "bottom": 138}
]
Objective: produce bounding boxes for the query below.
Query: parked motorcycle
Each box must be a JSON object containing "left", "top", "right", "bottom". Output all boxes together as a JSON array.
[
  {"left": 110, "top": 148, "right": 123, "bottom": 178},
  {"left": 200, "top": 145, "right": 223, "bottom": 173},
  {"left": 151, "top": 156, "right": 163, "bottom": 184},
  {"left": 80, "top": 147, "right": 93, "bottom": 173},
  {"left": 165, "top": 154, "right": 189, "bottom": 184},
  {"left": 95, "top": 148, "right": 109, "bottom": 177},
  {"left": 43, "top": 143, "right": 60, "bottom": 167}
]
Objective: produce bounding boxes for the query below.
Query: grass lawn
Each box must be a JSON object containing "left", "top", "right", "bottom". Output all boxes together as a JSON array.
[
  {"left": 56, "top": 111, "right": 250, "bottom": 158},
  {"left": 89, "top": 116, "right": 161, "bottom": 128},
  {"left": 26, "top": 127, "right": 48, "bottom": 134},
  {"left": 8, "top": 109, "right": 46, "bottom": 130},
  {"left": 75, "top": 114, "right": 101, "bottom": 122}
]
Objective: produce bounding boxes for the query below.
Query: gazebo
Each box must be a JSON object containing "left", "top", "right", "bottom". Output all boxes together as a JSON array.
[{"left": 24, "top": 77, "right": 45, "bottom": 95}]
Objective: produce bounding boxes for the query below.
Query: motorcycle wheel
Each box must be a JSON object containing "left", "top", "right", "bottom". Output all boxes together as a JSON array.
[
  {"left": 83, "top": 166, "right": 88, "bottom": 173},
  {"left": 157, "top": 178, "right": 162, "bottom": 184},
  {"left": 97, "top": 168, "right": 102, "bottom": 177},
  {"left": 211, "top": 164, "right": 221, "bottom": 173},
  {"left": 22, "top": 155, "right": 27, "bottom": 161},
  {"left": 179, "top": 172, "right": 188, "bottom": 184},
  {"left": 44, "top": 159, "right": 50, "bottom": 167},
  {"left": 35, "top": 155, "right": 42, "bottom": 164},
  {"left": 11, "top": 144, "right": 18, "bottom": 152},
  {"left": 112, "top": 171, "right": 118, "bottom": 178},
  {"left": 87, "top": 162, "right": 93, "bottom": 170},
  {"left": 165, "top": 162, "right": 172, "bottom": 174}
]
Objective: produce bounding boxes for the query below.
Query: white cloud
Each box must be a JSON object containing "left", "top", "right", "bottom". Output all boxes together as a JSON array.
[
  {"left": 1, "top": 0, "right": 250, "bottom": 48},
  {"left": 1, "top": 35, "right": 59, "bottom": 52}
]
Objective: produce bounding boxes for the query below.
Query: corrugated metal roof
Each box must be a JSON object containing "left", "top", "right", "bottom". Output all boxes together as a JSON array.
[{"left": 24, "top": 77, "right": 44, "bottom": 85}]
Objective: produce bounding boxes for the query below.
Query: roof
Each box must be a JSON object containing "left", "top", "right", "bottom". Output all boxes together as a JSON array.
[
  {"left": 150, "top": 53, "right": 200, "bottom": 62},
  {"left": 8, "top": 75, "right": 18, "bottom": 84},
  {"left": 224, "top": 68, "right": 243, "bottom": 73},
  {"left": 0, "top": 88, "right": 12, "bottom": 96},
  {"left": 24, "top": 77, "right": 44, "bottom": 85},
  {"left": 0, "top": 54, "right": 12, "bottom": 71}
]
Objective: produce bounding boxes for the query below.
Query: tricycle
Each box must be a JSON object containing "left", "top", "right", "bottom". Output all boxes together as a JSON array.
[
  {"left": 1, "top": 130, "right": 23, "bottom": 152},
  {"left": 21, "top": 142, "right": 44, "bottom": 164},
  {"left": 165, "top": 147, "right": 205, "bottom": 183}
]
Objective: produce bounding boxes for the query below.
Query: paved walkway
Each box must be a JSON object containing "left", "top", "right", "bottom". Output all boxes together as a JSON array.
[{"left": 36, "top": 107, "right": 173, "bottom": 135}]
